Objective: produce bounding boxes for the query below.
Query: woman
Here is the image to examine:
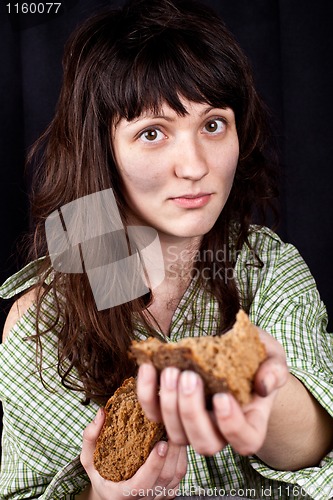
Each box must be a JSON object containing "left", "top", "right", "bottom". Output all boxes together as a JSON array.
[{"left": 1, "top": 0, "right": 332, "bottom": 498}]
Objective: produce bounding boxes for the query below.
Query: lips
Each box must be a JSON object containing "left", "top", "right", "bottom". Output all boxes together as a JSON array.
[
  {"left": 172, "top": 192, "right": 211, "bottom": 199},
  {"left": 171, "top": 192, "right": 212, "bottom": 200},
  {"left": 169, "top": 193, "right": 212, "bottom": 208}
]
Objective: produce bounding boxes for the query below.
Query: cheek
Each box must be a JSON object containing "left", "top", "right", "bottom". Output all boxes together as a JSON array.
[
  {"left": 215, "top": 143, "right": 239, "bottom": 182},
  {"left": 119, "top": 160, "right": 165, "bottom": 195}
]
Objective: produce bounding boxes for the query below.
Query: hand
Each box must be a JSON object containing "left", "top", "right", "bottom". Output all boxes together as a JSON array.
[
  {"left": 80, "top": 408, "right": 187, "bottom": 500},
  {"left": 136, "top": 328, "right": 289, "bottom": 457}
]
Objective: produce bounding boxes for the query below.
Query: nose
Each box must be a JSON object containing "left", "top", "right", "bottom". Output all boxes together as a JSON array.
[{"left": 174, "top": 139, "right": 209, "bottom": 180}]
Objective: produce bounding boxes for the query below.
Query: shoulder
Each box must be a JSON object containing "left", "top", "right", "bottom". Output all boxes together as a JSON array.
[
  {"left": 244, "top": 227, "right": 326, "bottom": 323},
  {"left": 236, "top": 226, "right": 321, "bottom": 307},
  {"left": 242, "top": 225, "right": 302, "bottom": 266},
  {"left": 247, "top": 225, "right": 285, "bottom": 252},
  {"left": 235, "top": 226, "right": 289, "bottom": 274},
  {"left": 0, "top": 257, "right": 51, "bottom": 343},
  {"left": 2, "top": 288, "right": 38, "bottom": 343}
]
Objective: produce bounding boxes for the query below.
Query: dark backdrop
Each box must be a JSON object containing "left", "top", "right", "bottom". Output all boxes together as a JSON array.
[{"left": 1, "top": 0, "right": 333, "bottom": 335}]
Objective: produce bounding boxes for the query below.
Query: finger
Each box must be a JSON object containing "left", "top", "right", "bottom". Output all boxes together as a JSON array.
[
  {"left": 80, "top": 407, "right": 105, "bottom": 473},
  {"left": 177, "top": 371, "right": 226, "bottom": 455},
  {"left": 213, "top": 392, "right": 274, "bottom": 456},
  {"left": 159, "top": 368, "right": 188, "bottom": 445},
  {"left": 255, "top": 358, "right": 289, "bottom": 397},
  {"left": 137, "top": 363, "right": 162, "bottom": 422},
  {"left": 156, "top": 442, "right": 187, "bottom": 490},
  {"left": 128, "top": 440, "right": 170, "bottom": 490},
  {"left": 255, "top": 330, "right": 289, "bottom": 397},
  {"left": 131, "top": 443, "right": 187, "bottom": 500},
  {"left": 163, "top": 444, "right": 188, "bottom": 491}
]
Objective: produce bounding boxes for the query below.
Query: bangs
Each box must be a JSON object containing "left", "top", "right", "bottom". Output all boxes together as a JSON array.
[{"left": 107, "top": 25, "right": 243, "bottom": 122}]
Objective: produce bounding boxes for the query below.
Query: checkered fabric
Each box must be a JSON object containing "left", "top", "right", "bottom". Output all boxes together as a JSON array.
[{"left": 0, "top": 227, "right": 332, "bottom": 499}]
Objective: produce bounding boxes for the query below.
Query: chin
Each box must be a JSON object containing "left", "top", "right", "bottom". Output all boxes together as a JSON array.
[{"left": 163, "top": 223, "right": 215, "bottom": 239}]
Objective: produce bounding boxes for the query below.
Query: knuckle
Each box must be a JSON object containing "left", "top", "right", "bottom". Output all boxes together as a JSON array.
[
  {"left": 82, "top": 424, "right": 93, "bottom": 442},
  {"left": 80, "top": 452, "right": 89, "bottom": 469},
  {"left": 177, "top": 461, "right": 188, "bottom": 479},
  {"left": 144, "top": 409, "right": 160, "bottom": 422},
  {"left": 169, "top": 434, "right": 188, "bottom": 446},
  {"left": 179, "top": 405, "right": 195, "bottom": 420},
  {"left": 157, "top": 475, "right": 168, "bottom": 485},
  {"left": 139, "top": 399, "right": 161, "bottom": 422},
  {"left": 145, "top": 411, "right": 161, "bottom": 423},
  {"left": 129, "top": 480, "right": 141, "bottom": 491},
  {"left": 161, "top": 399, "right": 177, "bottom": 418},
  {"left": 238, "top": 444, "right": 256, "bottom": 456},
  {"left": 165, "top": 427, "right": 188, "bottom": 445},
  {"left": 194, "top": 442, "right": 220, "bottom": 456},
  {"left": 174, "top": 467, "right": 187, "bottom": 482},
  {"left": 221, "top": 425, "right": 238, "bottom": 442},
  {"left": 158, "top": 472, "right": 174, "bottom": 485},
  {"left": 137, "top": 391, "right": 153, "bottom": 407},
  {"left": 238, "top": 437, "right": 262, "bottom": 456}
]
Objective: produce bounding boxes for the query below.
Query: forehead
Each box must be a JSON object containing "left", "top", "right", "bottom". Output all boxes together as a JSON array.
[
  {"left": 114, "top": 98, "right": 234, "bottom": 130},
  {"left": 125, "top": 100, "right": 209, "bottom": 122}
]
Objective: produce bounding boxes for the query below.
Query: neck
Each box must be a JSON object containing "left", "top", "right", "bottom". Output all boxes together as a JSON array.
[
  {"left": 158, "top": 234, "right": 202, "bottom": 284},
  {"left": 145, "top": 234, "right": 202, "bottom": 335}
]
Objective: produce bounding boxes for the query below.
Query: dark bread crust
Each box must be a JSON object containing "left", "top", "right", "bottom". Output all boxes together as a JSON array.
[
  {"left": 130, "top": 310, "right": 266, "bottom": 405},
  {"left": 93, "top": 377, "right": 165, "bottom": 482}
]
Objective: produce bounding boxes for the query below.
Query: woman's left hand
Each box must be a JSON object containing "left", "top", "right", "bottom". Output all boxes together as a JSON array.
[{"left": 136, "top": 328, "right": 289, "bottom": 457}]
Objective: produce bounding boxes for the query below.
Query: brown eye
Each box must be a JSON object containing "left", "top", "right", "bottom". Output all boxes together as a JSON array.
[
  {"left": 140, "top": 128, "right": 164, "bottom": 142},
  {"left": 144, "top": 129, "right": 158, "bottom": 141},
  {"left": 204, "top": 118, "right": 225, "bottom": 134}
]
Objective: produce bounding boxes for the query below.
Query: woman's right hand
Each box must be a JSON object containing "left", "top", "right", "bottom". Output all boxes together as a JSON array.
[{"left": 79, "top": 408, "right": 187, "bottom": 499}]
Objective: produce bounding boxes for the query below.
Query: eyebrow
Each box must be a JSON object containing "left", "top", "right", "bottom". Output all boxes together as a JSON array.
[
  {"left": 124, "top": 106, "right": 228, "bottom": 127},
  {"left": 124, "top": 114, "right": 175, "bottom": 127}
]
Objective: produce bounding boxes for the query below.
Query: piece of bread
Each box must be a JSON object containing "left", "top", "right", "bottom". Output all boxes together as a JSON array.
[
  {"left": 130, "top": 310, "right": 266, "bottom": 405},
  {"left": 93, "top": 377, "right": 165, "bottom": 482}
]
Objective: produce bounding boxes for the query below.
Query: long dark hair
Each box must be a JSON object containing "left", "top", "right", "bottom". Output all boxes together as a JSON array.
[{"left": 27, "top": 0, "right": 278, "bottom": 403}]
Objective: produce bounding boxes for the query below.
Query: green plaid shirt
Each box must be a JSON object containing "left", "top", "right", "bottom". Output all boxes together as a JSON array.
[{"left": 0, "top": 227, "right": 332, "bottom": 499}]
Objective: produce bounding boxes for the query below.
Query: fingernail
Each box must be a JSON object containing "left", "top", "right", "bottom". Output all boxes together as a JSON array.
[
  {"left": 214, "top": 393, "right": 231, "bottom": 417},
  {"left": 261, "top": 373, "right": 276, "bottom": 396},
  {"left": 93, "top": 407, "right": 103, "bottom": 424},
  {"left": 164, "top": 367, "right": 178, "bottom": 391},
  {"left": 157, "top": 441, "right": 168, "bottom": 457},
  {"left": 180, "top": 371, "right": 198, "bottom": 395}
]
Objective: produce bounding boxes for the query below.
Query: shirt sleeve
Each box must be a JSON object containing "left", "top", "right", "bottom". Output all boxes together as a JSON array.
[
  {"left": 0, "top": 258, "right": 47, "bottom": 299},
  {"left": 236, "top": 227, "right": 333, "bottom": 500},
  {"left": 0, "top": 294, "right": 98, "bottom": 499},
  {"left": 1, "top": 427, "right": 89, "bottom": 499}
]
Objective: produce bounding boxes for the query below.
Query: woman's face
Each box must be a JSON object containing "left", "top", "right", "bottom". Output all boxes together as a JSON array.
[{"left": 112, "top": 99, "right": 239, "bottom": 240}]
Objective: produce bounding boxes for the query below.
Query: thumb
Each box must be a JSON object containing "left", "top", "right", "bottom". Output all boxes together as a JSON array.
[{"left": 80, "top": 407, "right": 105, "bottom": 473}]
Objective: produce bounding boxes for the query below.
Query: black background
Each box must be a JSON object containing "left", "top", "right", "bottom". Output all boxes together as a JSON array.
[{"left": 1, "top": 0, "right": 333, "bottom": 336}]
